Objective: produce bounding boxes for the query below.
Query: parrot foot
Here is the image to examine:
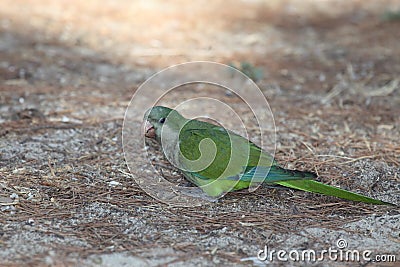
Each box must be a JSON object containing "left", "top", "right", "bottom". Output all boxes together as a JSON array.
[{"left": 179, "top": 187, "right": 220, "bottom": 203}]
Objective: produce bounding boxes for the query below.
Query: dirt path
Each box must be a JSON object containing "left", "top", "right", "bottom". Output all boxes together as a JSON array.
[{"left": 1, "top": 0, "right": 399, "bottom": 266}]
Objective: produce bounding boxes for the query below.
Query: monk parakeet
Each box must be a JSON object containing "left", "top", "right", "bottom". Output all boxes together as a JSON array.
[{"left": 144, "top": 106, "right": 391, "bottom": 205}]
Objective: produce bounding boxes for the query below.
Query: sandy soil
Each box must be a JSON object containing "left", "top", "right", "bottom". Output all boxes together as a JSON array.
[{"left": 1, "top": 0, "right": 399, "bottom": 266}]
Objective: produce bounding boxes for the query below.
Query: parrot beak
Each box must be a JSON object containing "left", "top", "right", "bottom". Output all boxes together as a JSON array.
[{"left": 144, "top": 120, "right": 156, "bottom": 138}]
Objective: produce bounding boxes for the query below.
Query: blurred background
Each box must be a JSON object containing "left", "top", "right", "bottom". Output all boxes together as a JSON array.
[
  {"left": 1, "top": 0, "right": 400, "bottom": 120},
  {"left": 1, "top": 0, "right": 400, "bottom": 82}
]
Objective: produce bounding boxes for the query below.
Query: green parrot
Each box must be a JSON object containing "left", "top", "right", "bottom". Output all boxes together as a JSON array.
[{"left": 144, "top": 106, "right": 391, "bottom": 205}]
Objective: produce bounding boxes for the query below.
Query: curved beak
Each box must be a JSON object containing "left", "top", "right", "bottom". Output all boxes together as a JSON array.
[{"left": 144, "top": 120, "right": 156, "bottom": 138}]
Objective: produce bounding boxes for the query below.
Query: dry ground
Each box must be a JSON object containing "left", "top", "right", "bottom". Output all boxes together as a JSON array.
[{"left": 0, "top": 0, "right": 399, "bottom": 266}]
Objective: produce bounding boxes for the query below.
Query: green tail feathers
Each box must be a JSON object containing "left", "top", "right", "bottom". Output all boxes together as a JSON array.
[
  {"left": 276, "top": 179, "right": 392, "bottom": 205},
  {"left": 266, "top": 166, "right": 391, "bottom": 205},
  {"left": 266, "top": 166, "right": 317, "bottom": 181}
]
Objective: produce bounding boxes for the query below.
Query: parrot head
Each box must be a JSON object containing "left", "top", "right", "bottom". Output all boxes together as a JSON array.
[{"left": 143, "top": 106, "right": 185, "bottom": 141}]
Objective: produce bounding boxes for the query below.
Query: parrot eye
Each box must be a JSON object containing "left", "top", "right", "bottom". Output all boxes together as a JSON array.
[{"left": 159, "top": 118, "right": 166, "bottom": 124}]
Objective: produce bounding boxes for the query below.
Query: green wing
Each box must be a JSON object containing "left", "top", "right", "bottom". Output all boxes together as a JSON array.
[
  {"left": 178, "top": 119, "right": 272, "bottom": 178},
  {"left": 177, "top": 120, "right": 310, "bottom": 196},
  {"left": 176, "top": 119, "right": 392, "bottom": 205}
]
